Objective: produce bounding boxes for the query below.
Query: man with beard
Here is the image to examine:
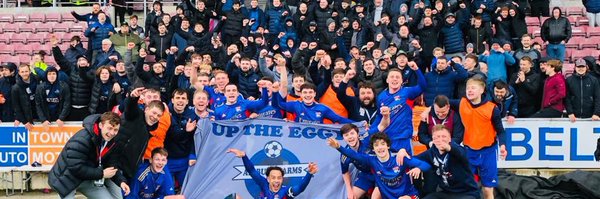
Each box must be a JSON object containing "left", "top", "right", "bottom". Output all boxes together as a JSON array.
[
  {"left": 71, "top": 3, "right": 109, "bottom": 25},
  {"left": 338, "top": 69, "right": 379, "bottom": 125},
  {"left": 489, "top": 80, "right": 518, "bottom": 124}
]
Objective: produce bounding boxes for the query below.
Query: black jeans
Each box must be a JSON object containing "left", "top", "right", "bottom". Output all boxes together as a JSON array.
[
  {"left": 66, "top": 107, "right": 90, "bottom": 121},
  {"left": 530, "top": 108, "right": 564, "bottom": 118},
  {"left": 423, "top": 192, "right": 478, "bottom": 199},
  {"left": 530, "top": 0, "right": 550, "bottom": 17}
]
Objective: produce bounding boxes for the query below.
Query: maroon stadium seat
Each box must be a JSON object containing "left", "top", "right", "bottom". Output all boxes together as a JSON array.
[
  {"left": 0, "top": 33, "right": 12, "bottom": 44},
  {"left": 563, "top": 63, "right": 575, "bottom": 77},
  {"left": 18, "top": 54, "right": 31, "bottom": 64},
  {"left": 2, "top": 55, "right": 20, "bottom": 64},
  {"left": 571, "top": 26, "right": 586, "bottom": 38},
  {"left": 525, "top": 17, "right": 540, "bottom": 27},
  {"left": 53, "top": 23, "right": 70, "bottom": 32},
  {"left": 57, "top": 32, "right": 73, "bottom": 43},
  {"left": 587, "top": 26, "right": 600, "bottom": 37},
  {"left": 29, "top": 13, "right": 45, "bottom": 23},
  {"left": 571, "top": 49, "right": 600, "bottom": 61},
  {"left": 577, "top": 16, "right": 589, "bottom": 26},
  {"left": 20, "top": 23, "right": 36, "bottom": 33},
  {"left": 61, "top": 12, "right": 76, "bottom": 23},
  {"left": 69, "top": 22, "right": 87, "bottom": 32},
  {"left": 566, "top": 16, "right": 578, "bottom": 26},
  {"left": 15, "top": 44, "right": 34, "bottom": 55},
  {"left": 580, "top": 38, "right": 600, "bottom": 49},
  {"left": 0, "top": 14, "right": 13, "bottom": 23},
  {"left": 0, "top": 45, "right": 15, "bottom": 55},
  {"left": 10, "top": 33, "right": 29, "bottom": 44},
  {"left": 28, "top": 33, "right": 48, "bottom": 44},
  {"left": 45, "top": 13, "right": 61, "bottom": 23},
  {"left": 566, "top": 7, "right": 585, "bottom": 16},
  {"left": 13, "top": 13, "right": 29, "bottom": 23},
  {"left": 36, "top": 22, "right": 53, "bottom": 33},
  {"left": 565, "top": 37, "right": 583, "bottom": 49},
  {"left": 3, "top": 23, "right": 20, "bottom": 33}
]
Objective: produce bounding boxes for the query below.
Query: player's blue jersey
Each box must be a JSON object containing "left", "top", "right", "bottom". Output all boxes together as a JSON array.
[
  {"left": 204, "top": 86, "right": 244, "bottom": 109},
  {"left": 273, "top": 93, "right": 354, "bottom": 124},
  {"left": 337, "top": 147, "right": 431, "bottom": 198},
  {"left": 186, "top": 106, "right": 215, "bottom": 119},
  {"left": 340, "top": 141, "right": 372, "bottom": 174},
  {"left": 255, "top": 95, "right": 284, "bottom": 119},
  {"left": 242, "top": 156, "right": 313, "bottom": 199},
  {"left": 369, "top": 70, "right": 426, "bottom": 149},
  {"left": 214, "top": 88, "right": 269, "bottom": 120},
  {"left": 127, "top": 166, "right": 175, "bottom": 199},
  {"left": 203, "top": 86, "right": 226, "bottom": 109}
]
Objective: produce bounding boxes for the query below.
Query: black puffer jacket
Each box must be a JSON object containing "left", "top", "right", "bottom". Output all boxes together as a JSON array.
[
  {"left": 183, "top": 0, "right": 212, "bottom": 27},
  {"left": 135, "top": 55, "right": 175, "bottom": 102},
  {"left": 313, "top": 6, "right": 334, "bottom": 30},
  {"left": 53, "top": 46, "right": 93, "bottom": 107},
  {"left": 510, "top": 70, "right": 541, "bottom": 117},
  {"left": 35, "top": 81, "right": 71, "bottom": 122},
  {"left": 11, "top": 75, "right": 37, "bottom": 124},
  {"left": 79, "top": 68, "right": 121, "bottom": 114},
  {"left": 565, "top": 73, "right": 600, "bottom": 118},
  {"left": 48, "top": 114, "right": 126, "bottom": 198},
  {"left": 0, "top": 75, "right": 16, "bottom": 121},
  {"left": 221, "top": 9, "right": 246, "bottom": 36},
  {"left": 112, "top": 96, "right": 156, "bottom": 179}
]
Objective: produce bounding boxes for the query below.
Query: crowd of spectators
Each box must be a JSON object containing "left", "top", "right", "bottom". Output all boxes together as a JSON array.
[{"left": 1, "top": 0, "right": 600, "bottom": 197}]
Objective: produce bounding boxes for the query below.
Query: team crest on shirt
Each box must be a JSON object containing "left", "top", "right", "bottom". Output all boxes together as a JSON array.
[
  {"left": 315, "top": 112, "right": 321, "bottom": 118},
  {"left": 394, "top": 95, "right": 401, "bottom": 101},
  {"left": 393, "top": 166, "right": 401, "bottom": 173},
  {"left": 232, "top": 141, "right": 309, "bottom": 197},
  {"left": 236, "top": 106, "right": 242, "bottom": 112}
]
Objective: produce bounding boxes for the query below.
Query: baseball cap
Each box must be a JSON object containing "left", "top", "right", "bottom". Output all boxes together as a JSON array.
[{"left": 575, "top": 58, "right": 588, "bottom": 67}]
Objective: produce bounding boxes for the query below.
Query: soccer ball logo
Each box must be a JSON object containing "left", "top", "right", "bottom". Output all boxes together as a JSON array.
[{"left": 264, "top": 141, "right": 283, "bottom": 158}]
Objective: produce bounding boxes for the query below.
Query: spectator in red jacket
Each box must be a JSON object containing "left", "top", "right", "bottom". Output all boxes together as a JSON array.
[{"left": 531, "top": 59, "right": 566, "bottom": 118}]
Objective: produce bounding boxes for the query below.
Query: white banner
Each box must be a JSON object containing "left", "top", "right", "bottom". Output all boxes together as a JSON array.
[{"left": 499, "top": 119, "right": 600, "bottom": 168}]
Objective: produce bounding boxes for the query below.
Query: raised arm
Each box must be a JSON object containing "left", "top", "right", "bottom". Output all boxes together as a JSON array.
[
  {"left": 327, "top": 138, "right": 371, "bottom": 165},
  {"left": 225, "top": 149, "right": 270, "bottom": 190},
  {"left": 323, "top": 106, "right": 354, "bottom": 124},
  {"left": 288, "top": 163, "right": 317, "bottom": 197},
  {"left": 245, "top": 87, "right": 270, "bottom": 111},
  {"left": 406, "top": 62, "right": 427, "bottom": 99},
  {"left": 258, "top": 54, "right": 277, "bottom": 79}
]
